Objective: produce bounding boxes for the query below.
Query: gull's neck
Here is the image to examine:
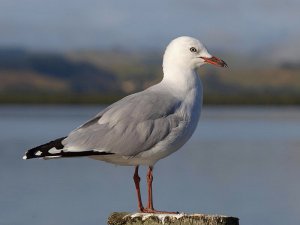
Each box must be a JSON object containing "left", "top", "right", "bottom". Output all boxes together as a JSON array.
[
  {"left": 161, "top": 64, "right": 201, "bottom": 99},
  {"left": 160, "top": 63, "right": 203, "bottom": 123}
]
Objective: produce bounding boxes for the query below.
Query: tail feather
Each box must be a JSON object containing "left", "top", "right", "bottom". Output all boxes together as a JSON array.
[{"left": 23, "top": 137, "right": 114, "bottom": 160}]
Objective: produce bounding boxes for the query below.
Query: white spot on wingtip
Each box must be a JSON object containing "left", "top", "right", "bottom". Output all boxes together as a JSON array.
[
  {"left": 49, "top": 147, "right": 61, "bottom": 154},
  {"left": 23, "top": 155, "right": 27, "bottom": 160},
  {"left": 35, "top": 151, "right": 42, "bottom": 156}
]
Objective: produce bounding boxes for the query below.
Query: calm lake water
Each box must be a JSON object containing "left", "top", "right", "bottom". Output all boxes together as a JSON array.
[{"left": 1, "top": 105, "right": 300, "bottom": 225}]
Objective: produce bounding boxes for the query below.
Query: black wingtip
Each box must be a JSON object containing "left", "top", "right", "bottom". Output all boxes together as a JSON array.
[
  {"left": 23, "top": 136, "right": 115, "bottom": 160},
  {"left": 23, "top": 137, "right": 66, "bottom": 160}
]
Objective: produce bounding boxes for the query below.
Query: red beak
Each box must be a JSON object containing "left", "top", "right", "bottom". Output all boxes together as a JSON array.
[{"left": 200, "top": 56, "right": 228, "bottom": 68}]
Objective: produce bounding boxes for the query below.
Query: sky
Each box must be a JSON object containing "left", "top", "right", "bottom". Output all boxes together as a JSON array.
[{"left": 0, "top": 0, "right": 299, "bottom": 60}]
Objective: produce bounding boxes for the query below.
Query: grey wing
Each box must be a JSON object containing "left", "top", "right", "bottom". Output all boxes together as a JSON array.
[{"left": 62, "top": 90, "right": 182, "bottom": 156}]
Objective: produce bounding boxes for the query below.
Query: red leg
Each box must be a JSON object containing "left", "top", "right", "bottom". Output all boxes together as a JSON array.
[
  {"left": 147, "top": 166, "right": 154, "bottom": 209},
  {"left": 133, "top": 166, "right": 178, "bottom": 214},
  {"left": 133, "top": 166, "right": 144, "bottom": 211},
  {"left": 142, "top": 166, "right": 179, "bottom": 214}
]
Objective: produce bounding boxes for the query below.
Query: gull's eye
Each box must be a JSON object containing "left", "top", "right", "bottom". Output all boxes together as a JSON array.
[{"left": 190, "top": 47, "right": 197, "bottom": 53}]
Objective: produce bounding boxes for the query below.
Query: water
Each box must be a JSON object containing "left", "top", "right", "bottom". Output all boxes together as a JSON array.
[{"left": 1, "top": 105, "right": 300, "bottom": 225}]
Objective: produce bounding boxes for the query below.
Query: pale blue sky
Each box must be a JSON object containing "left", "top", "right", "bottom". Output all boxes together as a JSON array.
[{"left": 0, "top": 0, "right": 299, "bottom": 60}]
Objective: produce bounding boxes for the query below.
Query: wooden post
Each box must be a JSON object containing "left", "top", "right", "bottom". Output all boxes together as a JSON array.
[{"left": 108, "top": 212, "right": 239, "bottom": 225}]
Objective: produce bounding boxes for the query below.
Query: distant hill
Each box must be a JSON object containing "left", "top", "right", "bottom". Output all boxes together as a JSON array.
[
  {"left": 0, "top": 48, "right": 120, "bottom": 96},
  {"left": 1, "top": 47, "right": 300, "bottom": 104}
]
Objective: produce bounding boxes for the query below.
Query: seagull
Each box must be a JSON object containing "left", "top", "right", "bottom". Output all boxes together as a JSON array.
[{"left": 23, "top": 36, "right": 227, "bottom": 213}]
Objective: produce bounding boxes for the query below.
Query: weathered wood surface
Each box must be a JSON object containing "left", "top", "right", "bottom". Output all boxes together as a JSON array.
[{"left": 108, "top": 212, "right": 239, "bottom": 225}]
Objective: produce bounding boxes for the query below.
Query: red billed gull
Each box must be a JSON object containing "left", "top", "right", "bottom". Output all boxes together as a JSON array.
[{"left": 23, "top": 36, "right": 227, "bottom": 213}]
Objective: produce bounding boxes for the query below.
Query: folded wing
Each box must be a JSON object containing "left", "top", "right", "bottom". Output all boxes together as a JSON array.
[{"left": 63, "top": 89, "right": 182, "bottom": 157}]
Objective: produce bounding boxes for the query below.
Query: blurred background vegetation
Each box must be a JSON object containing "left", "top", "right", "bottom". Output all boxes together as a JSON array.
[
  {"left": 0, "top": 1, "right": 300, "bottom": 105},
  {"left": 1, "top": 48, "right": 300, "bottom": 105}
]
